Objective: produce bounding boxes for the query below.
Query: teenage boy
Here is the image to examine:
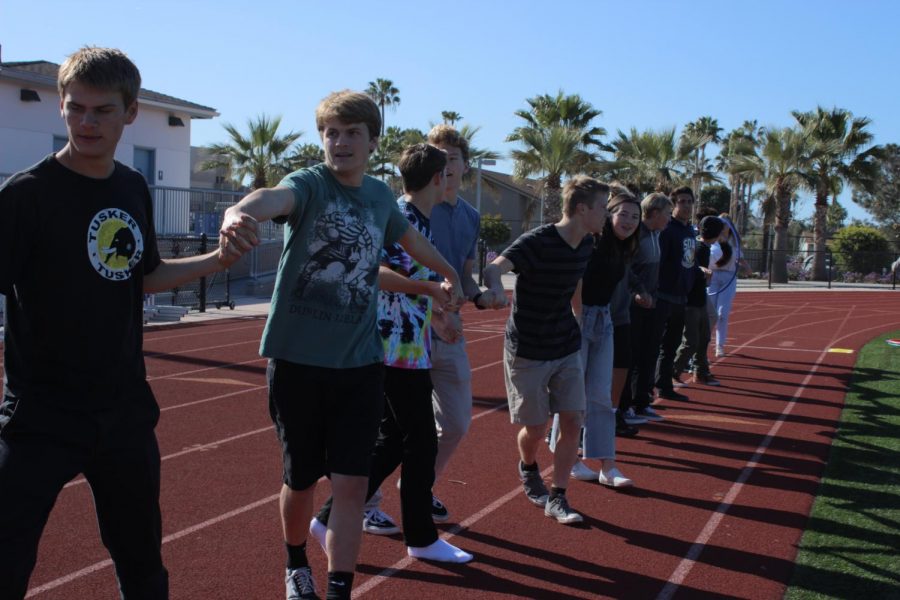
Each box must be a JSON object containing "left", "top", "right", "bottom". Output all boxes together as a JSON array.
[
  {"left": 483, "top": 176, "right": 609, "bottom": 525},
  {"left": 620, "top": 193, "right": 673, "bottom": 426},
  {"left": 364, "top": 125, "right": 505, "bottom": 532},
  {"left": 220, "top": 91, "right": 462, "bottom": 600},
  {"left": 311, "top": 143, "right": 473, "bottom": 564},
  {"left": 0, "top": 47, "right": 252, "bottom": 600},
  {"left": 654, "top": 186, "right": 697, "bottom": 403},
  {"left": 673, "top": 216, "right": 724, "bottom": 386}
]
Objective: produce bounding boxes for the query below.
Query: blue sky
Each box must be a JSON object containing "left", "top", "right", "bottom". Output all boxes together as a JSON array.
[{"left": 3, "top": 0, "right": 898, "bottom": 222}]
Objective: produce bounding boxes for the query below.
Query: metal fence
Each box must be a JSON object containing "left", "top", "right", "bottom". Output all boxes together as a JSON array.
[
  {"left": 741, "top": 247, "right": 898, "bottom": 289},
  {"left": 148, "top": 185, "right": 283, "bottom": 240}
]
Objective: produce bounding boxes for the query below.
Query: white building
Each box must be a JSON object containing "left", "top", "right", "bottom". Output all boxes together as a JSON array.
[{"left": 0, "top": 58, "right": 218, "bottom": 183}]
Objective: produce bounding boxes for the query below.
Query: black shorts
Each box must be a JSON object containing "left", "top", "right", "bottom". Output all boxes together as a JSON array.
[
  {"left": 267, "top": 359, "right": 385, "bottom": 490},
  {"left": 613, "top": 324, "right": 631, "bottom": 369}
]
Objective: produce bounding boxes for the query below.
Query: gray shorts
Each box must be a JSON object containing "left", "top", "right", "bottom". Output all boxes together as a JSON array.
[{"left": 503, "top": 349, "right": 586, "bottom": 426}]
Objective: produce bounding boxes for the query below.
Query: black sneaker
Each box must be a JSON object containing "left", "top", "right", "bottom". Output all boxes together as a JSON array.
[
  {"left": 362, "top": 508, "right": 400, "bottom": 535},
  {"left": 615, "top": 411, "right": 639, "bottom": 437},
  {"left": 431, "top": 495, "right": 450, "bottom": 522},
  {"left": 517, "top": 462, "right": 549, "bottom": 506},
  {"left": 544, "top": 494, "right": 583, "bottom": 524},
  {"left": 657, "top": 388, "right": 689, "bottom": 401},
  {"left": 286, "top": 566, "right": 319, "bottom": 600}
]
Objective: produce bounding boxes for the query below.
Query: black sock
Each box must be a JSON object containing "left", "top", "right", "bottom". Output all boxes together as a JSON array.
[
  {"left": 550, "top": 486, "right": 566, "bottom": 499},
  {"left": 286, "top": 542, "right": 308, "bottom": 570},
  {"left": 326, "top": 571, "right": 354, "bottom": 600},
  {"left": 520, "top": 460, "right": 539, "bottom": 472}
]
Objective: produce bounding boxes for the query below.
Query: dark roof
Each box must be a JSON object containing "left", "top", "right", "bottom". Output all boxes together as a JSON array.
[
  {"left": 1, "top": 60, "right": 217, "bottom": 116},
  {"left": 482, "top": 169, "right": 541, "bottom": 199}
]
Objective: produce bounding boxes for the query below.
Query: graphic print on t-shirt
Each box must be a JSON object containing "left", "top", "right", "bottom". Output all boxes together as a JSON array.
[
  {"left": 291, "top": 198, "right": 378, "bottom": 311},
  {"left": 86, "top": 208, "right": 144, "bottom": 281},
  {"left": 681, "top": 236, "right": 697, "bottom": 269}
]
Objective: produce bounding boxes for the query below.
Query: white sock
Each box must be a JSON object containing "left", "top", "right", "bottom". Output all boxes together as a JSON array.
[
  {"left": 308, "top": 517, "right": 326, "bottom": 552},
  {"left": 407, "top": 539, "right": 473, "bottom": 563}
]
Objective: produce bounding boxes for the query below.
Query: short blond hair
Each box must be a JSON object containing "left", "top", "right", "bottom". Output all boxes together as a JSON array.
[
  {"left": 57, "top": 46, "right": 141, "bottom": 107},
  {"left": 427, "top": 124, "right": 470, "bottom": 165},
  {"left": 641, "top": 192, "right": 672, "bottom": 217},
  {"left": 315, "top": 90, "right": 381, "bottom": 139},
  {"left": 562, "top": 175, "right": 609, "bottom": 216}
]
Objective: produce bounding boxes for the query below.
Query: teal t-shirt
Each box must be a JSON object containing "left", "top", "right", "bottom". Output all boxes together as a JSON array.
[{"left": 260, "top": 164, "right": 409, "bottom": 368}]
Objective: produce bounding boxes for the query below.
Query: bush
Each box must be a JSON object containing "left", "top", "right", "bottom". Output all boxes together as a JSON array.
[
  {"left": 829, "top": 226, "right": 892, "bottom": 275},
  {"left": 480, "top": 214, "right": 511, "bottom": 247}
]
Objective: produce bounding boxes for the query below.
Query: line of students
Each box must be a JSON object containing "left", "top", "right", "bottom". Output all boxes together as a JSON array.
[{"left": 0, "top": 45, "right": 747, "bottom": 600}]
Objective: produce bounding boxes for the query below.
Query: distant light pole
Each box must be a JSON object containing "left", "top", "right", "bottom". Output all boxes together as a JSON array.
[
  {"left": 474, "top": 157, "right": 496, "bottom": 285},
  {"left": 474, "top": 157, "right": 496, "bottom": 216}
]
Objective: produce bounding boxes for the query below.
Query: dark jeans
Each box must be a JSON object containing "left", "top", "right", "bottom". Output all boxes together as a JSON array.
[
  {"left": 655, "top": 299, "right": 686, "bottom": 393},
  {"left": 0, "top": 395, "right": 168, "bottom": 600},
  {"left": 317, "top": 367, "right": 439, "bottom": 548},
  {"left": 621, "top": 303, "right": 668, "bottom": 412},
  {"left": 673, "top": 304, "right": 711, "bottom": 377}
]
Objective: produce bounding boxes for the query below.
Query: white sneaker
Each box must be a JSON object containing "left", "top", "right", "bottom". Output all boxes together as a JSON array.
[
  {"left": 623, "top": 407, "right": 648, "bottom": 425},
  {"left": 598, "top": 468, "right": 634, "bottom": 488},
  {"left": 716, "top": 346, "right": 726, "bottom": 357},
  {"left": 570, "top": 459, "right": 599, "bottom": 481}
]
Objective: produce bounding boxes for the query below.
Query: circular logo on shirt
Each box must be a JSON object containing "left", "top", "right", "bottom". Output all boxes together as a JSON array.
[{"left": 86, "top": 208, "right": 144, "bottom": 281}]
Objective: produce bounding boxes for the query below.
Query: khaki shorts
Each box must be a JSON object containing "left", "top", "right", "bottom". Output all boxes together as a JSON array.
[{"left": 503, "top": 349, "right": 586, "bottom": 426}]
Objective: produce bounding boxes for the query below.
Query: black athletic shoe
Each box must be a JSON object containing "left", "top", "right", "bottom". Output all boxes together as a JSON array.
[{"left": 615, "top": 411, "right": 639, "bottom": 437}]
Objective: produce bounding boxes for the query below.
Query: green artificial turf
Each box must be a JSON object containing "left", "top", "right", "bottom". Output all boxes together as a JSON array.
[{"left": 785, "top": 331, "right": 900, "bottom": 599}]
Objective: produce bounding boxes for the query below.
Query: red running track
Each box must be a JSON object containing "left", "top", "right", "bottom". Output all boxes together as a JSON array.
[{"left": 4, "top": 290, "right": 900, "bottom": 599}]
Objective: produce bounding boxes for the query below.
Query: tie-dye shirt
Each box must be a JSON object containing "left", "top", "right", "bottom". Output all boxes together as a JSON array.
[{"left": 377, "top": 198, "right": 441, "bottom": 369}]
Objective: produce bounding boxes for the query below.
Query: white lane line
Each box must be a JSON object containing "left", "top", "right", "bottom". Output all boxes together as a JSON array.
[
  {"left": 143, "top": 321, "right": 264, "bottom": 343},
  {"left": 655, "top": 307, "right": 888, "bottom": 600},
  {"left": 159, "top": 385, "right": 267, "bottom": 412},
  {"left": 25, "top": 494, "right": 280, "bottom": 598},
  {"left": 63, "top": 426, "right": 274, "bottom": 489},
  {"left": 147, "top": 357, "right": 266, "bottom": 382}
]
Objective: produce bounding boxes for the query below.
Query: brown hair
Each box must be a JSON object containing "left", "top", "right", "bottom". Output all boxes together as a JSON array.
[
  {"left": 57, "top": 46, "right": 141, "bottom": 107},
  {"left": 398, "top": 144, "right": 447, "bottom": 193},
  {"left": 562, "top": 175, "right": 609, "bottom": 217},
  {"left": 670, "top": 185, "right": 694, "bottom": 201},
  {"left": 315, "top": 90, "right": 381, "bottom": 139},
  {"left": 427, "top": 124, "right": 470, "bottom": 165},
  {"left": 641, "top": 192, "right": 672, "bottom": 217}
]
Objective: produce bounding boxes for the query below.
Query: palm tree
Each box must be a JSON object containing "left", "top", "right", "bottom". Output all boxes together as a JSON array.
[
  {"left": 599, "top": 127, "right": 693, "bottom": 195},
  {"left": 682, "top": 116, "right": 723, "bottom": 216},
  {"left": 509, "top": 126, "right": 585, "bottom": 223},
  {"left": 201, "top": 114, "right": 302, "bottom": 190},
  {"left": 365, "top": 78, "right": 400, "bottom": 138},
  {"left": 441, "top": 110, "right": 463, "bottom": 125},
  {"left": 506, "top": 91, "right": 607, "bottom": 222},
  {"left": 365, "top": 78, "right": 400, "bottom": 179},
  {"left": 734, "top": 127, "right": 810, "bottom": 283},
  {"left": 717, "top": 122, "right": 763, "bottom": 234},
  {"left": 792, "top": 107, "right": 880, "bottom": 280}
]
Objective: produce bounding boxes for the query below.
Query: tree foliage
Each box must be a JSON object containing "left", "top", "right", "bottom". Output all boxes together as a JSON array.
[
  {"left": 480, "top": 213, "right": 511, "bottom": 246},
  {"left": 507, "top": 91, "right": 607, "bottom": 221},
  {"left": 829, "top": 225, "right": 892, "bottom": 274},
  {"left": 202, "top": 114, "right": 302, "bottom": 190},
  {"left": 700, "top": 183, "right": 731, "bottom": 215},
  {"left": 852, "top": 143, "right": 900, "bottom": 240}
]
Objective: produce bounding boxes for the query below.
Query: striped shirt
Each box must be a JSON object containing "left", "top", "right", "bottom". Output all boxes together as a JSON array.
[{"left": 502, "top": 224, "right": 593, "bottom": 360}]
